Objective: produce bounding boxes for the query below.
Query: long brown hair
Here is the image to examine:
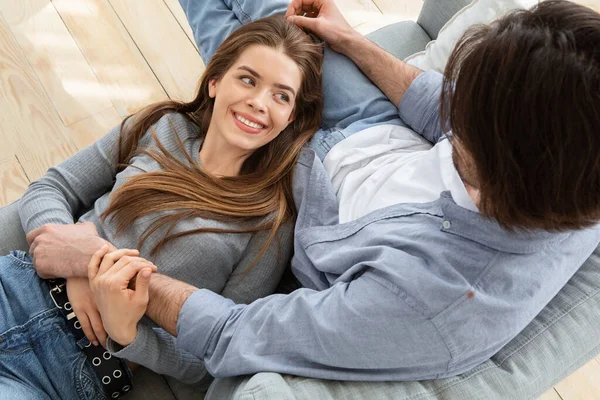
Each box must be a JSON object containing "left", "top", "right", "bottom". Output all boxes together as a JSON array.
[
  {"left": 102, "top": 16, "right": 324, "bottom": 269},
  {"left": 441, "top": 0, "right": 600, "bottom": 231}
]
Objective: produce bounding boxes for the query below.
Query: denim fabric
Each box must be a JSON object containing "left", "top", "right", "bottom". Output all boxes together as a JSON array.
[
  {"left": 178, "top": 0, "right": 408, "bottom": 161},
  {"left": 0, "top": 251, "right": 105, "bottom": 400}
]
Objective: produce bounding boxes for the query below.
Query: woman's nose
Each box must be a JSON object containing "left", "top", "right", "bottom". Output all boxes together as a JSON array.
[{"left": 246, "top": 93, "right": 268, "bottom": 113}]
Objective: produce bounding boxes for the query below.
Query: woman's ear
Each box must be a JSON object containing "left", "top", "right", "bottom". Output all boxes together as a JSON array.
[{"left": 208, "top": 79, "right": 217, "bottom": 98}]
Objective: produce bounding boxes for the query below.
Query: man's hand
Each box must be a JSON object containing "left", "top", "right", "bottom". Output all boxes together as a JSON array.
[
  {"left": 66, "top": 277, "right": 107, "bottom": 347},
  {"left": 27, "top": 223, "right": 113, "bottom": 279},
  {"left": 88, "top": 247, "right": 156, "bottom": 347},
  {"left": 289, "top": 0, "right": 422, "bottom": 107},
  {"left": 285, "top": 0, "right": 356, "bottom": 52}
]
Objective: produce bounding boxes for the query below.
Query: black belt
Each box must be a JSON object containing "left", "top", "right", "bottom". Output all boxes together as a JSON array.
[{"left": 47, "top": 278, "right": 133, "bottom": 398}]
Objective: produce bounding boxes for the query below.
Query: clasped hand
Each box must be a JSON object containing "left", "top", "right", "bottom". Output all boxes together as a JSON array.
[{"left": 85, "top": 247, "right": 157, "bottom": 347}]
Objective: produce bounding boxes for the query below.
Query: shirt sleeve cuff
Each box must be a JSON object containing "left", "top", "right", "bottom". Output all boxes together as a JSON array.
[
  {"left": 398, "top": 70, "right": 445, "bottom": 143},
  {"left": 107, "top": 322, "right": 152, "bottom": 363},
  {"left": 176, "top": 289, "right": 239, "bottom": 359}
]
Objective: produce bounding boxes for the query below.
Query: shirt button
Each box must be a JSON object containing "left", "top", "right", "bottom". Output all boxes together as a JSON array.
[{"left": 442, "top": 220, "right": 451, "bottom": 229}]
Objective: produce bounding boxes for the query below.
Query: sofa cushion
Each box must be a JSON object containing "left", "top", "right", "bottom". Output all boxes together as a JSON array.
[
  {"left": 0, "top": 201, "right": 28, "bottom": 256},
  {"left": 417, "top": 0, "right": 472, "bottom": 40},
  {"left": 365, "top": 21, "right": 431, "bottom": 61},
  {"left": 407, "top": 0, "right": 538, "bottom": 73}
]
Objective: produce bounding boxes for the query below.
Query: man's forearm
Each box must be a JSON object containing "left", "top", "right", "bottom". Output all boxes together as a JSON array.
[
  {"left": 146, "top": 273, "right": 198, "bottom": 336},
  {"left": 338, "top": 32, "right": 423, "bottom": 106}
]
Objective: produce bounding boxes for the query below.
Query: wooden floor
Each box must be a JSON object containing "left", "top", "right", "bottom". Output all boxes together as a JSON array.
[{"left": 0, "top": 0, "right": 599, "bottom": 398}]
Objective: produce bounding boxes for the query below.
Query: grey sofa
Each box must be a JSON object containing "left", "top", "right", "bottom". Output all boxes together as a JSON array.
[{"left": 1, "top": 0, "right": 599, "bottom": 398}]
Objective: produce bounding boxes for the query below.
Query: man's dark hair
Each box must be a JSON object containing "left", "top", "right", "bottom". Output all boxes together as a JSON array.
[{"left": 441, "top": 0, "right": 600, "bottom": 231}]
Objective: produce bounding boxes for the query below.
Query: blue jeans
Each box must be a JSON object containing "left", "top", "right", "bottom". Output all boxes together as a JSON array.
[
  {"left": 178, "top": 0, "right": 407, "bottom": 160},
  {"left": 0, "top": 251, "right": 106, "bottom": 400}
]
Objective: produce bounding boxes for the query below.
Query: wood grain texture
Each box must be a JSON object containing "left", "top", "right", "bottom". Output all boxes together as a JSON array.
[
  {"left": 67, "top": 106, "right": 121, "bottom": 150},
  {"left": 52, "top": 0, "right": 169, "bottom": 117},
  {"left": 110, "top": 0, "right": 205, "bottom": 103},
  {"left": 0, "top": 156, "right": 30, "bottom": 207},
  {"left": 554, "top": 359, "right": 600, "bottom": 400},
  {"left": 0, "top": 16, "right": 77, "bottom": 181},
  {"left": 371, "top": 0, "right": 423, "bottom": 19},
  {"left": 335, "top": 0, "right": 382, "bottom": 28},
  {"left": 163, "top": 0, "right": 199, "bottom": 51},
  {"left": 537, "top": 388, "right": 563, "bottom": 400},
  {"left": 1, "top": 0, "right": 113, "bottom": 126}
]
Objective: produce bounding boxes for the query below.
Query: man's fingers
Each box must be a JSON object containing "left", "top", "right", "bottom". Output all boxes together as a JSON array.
[
  {"left": 285, "top": 0, "right": 322, "bottom": 17},
  {"left": 75, "top": 311, "right": 99, "bottom": 346},
  {"left": 88, "top": 245, "right": 110, "bottom": 281},
  {"left": 133, "top": 268, "right": 152, "bottom": 303},
  {"left": 287, "top": 15, "right": 320, "bottom": 33},
  {"left": 26, "top": 226, "right": 45, "bottom": 246}
]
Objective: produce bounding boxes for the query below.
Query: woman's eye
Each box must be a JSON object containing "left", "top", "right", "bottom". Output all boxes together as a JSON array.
[
  {"left": 240, "top": 76, "right": 255, "bottom": 86},
  {"left": 276, "top": 93, "right": 290, "bottom": 103}
]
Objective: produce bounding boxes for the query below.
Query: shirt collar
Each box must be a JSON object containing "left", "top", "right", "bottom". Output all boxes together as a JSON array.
[{"left": 439, "top": 191, "right": 570, "bottom": 254}]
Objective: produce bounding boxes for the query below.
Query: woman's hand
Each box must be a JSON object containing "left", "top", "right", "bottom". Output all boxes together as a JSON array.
[
  {"left": 66, "top": 277, "right": 107, "bottom": 347},
  {"left": 88, "top": 247, "right": 157, "bottom": 347}
]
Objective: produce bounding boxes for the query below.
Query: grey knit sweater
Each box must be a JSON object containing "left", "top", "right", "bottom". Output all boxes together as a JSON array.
[{"left": 19, "top": 113, "right": 294, "bottom": 385}]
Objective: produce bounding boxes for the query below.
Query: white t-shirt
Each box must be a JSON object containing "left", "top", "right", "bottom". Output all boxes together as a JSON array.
[{"left": 323, "top": 124, "right": 478, "bottom": 224}]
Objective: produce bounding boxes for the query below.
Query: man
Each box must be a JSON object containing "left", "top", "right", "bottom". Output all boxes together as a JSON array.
[{"left": 30, "top": 0, "right": 600, "bottom": 382}]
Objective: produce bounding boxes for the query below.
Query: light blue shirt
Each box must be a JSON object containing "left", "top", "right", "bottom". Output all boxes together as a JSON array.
[{"left": 175, "top": 72, "right": 600, "bottom": 381}]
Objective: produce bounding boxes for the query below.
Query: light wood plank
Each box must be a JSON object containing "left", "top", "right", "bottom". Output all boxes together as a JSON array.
[
  {"left": 576, "top": 0, "right": 600, "bottom": 11},
  {"left": 0, "top": 15, "right": 78, "bottom": 180},
  {"left": 0, "top": 156, "right": 30, "bottom": 207},
  {"left": 110, "top": 0, "right": 205, "bottom": 103},
  {"left": 372, "top": 0, "right": 423, "bottom": 20},
  {"left": 335, "top": 0, "right": 382, "bottom": 28},
  {"left": 1, "top": 0, "right": 113, "bottom": 126},
  {"left": 67, "top": 106, "right": 121, "bottom": 149},
  {"left": 354, "top": 14, "right": 417, "bottom": 36},
  {"left": 52, "top": 0, "right": 169, "bottom": 117},
  {"left": 554, "top": 359, "right": 600, "bottom": 400},
  {"left": 163, "top": 0, "right": 198, "bottom": 52},
  {"left": 538, "top": 388, "right": 563, "bottom": 400}
]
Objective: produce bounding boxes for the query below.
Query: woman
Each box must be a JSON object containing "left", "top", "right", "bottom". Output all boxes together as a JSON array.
[{"left": 0, "top": 16, "right": 323, "bottom": 399}]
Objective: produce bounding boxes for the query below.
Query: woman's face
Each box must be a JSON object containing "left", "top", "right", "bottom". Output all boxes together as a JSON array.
[{"left": 207, "top": 44, "right": 302, "bottom": 155}]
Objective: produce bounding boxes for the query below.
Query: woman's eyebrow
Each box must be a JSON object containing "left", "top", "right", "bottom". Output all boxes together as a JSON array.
[{"left": 237, "top": 65, "right": 296, "bottom": 96}]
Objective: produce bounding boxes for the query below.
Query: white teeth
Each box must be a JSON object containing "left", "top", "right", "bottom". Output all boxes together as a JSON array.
[{"left": 235, "top": 113, "right": 264, "bottom": 129}]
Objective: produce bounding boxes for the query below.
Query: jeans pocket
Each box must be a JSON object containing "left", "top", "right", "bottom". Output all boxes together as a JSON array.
[
  {"left": 7, "top": 250, "right": 34, "bottom": 269},
  {"left": 76, "top": 352, "right": 109, "bottom": 400}
]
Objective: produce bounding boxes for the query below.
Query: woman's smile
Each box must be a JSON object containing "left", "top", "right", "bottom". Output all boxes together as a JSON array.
[{"left": 232, "top": 111, "right": 267, "bottom": 134}]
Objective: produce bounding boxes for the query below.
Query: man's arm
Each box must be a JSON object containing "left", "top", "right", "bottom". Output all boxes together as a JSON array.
[
  {"left": 145, "top": 273, "right": 197, "bottom": 336},
  {"left": 286, "top": 0, "right": 422, "bottom": 106},
  {"left": 336, "top": 34, "right": 423, "bottom": 107},
  {"left": 287, "top": 0, "right": 447, "bottom": 144},
  {"left": 171, "top": 273, "right": 451, "bottom": 380}
]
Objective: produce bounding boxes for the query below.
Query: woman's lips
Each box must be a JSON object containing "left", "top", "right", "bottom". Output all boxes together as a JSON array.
[{"left": 232, "top": 112, "right": 265, "bottom": 134}]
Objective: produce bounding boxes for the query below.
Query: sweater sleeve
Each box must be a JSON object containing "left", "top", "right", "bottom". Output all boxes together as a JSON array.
[
  {"left": 18, "top": 123, "right": 123, "bottom": 233},
  {"left": 107, "top": 318, "right": 209, "bottom": 385},
  {"left": 220, "top": 221, "right": 294, "bottom": 304}
]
